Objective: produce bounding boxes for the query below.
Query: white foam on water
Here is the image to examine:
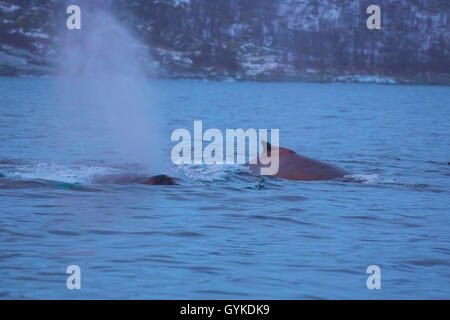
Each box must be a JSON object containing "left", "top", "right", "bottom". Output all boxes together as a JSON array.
[
  {"left": 1, "top": 161, "right": 124, "bottom": 184},
  {"left": 172, "top": 164, "right": 248, "bottom": 183},
  {"left": 344, "top": 174, "right": 384, "bottom": 184},
  {"left": 343, "top": 174, "right": 432, "bottom": 189}
]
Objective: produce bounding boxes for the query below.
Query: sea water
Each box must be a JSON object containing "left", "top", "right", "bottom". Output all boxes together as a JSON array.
[{"left": 0, "top": 78, "right": 449, "bottom": 299}]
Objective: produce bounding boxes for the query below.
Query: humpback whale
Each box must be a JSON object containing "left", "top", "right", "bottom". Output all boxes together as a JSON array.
[{"left": 247, "top": 141, "right": 350, "bottom": 181}]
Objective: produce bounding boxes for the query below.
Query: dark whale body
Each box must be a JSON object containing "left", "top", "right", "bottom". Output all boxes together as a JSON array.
[
  {"left": 91, "top": 173, "right": 177, "bottom": 185},
  {"left": 247, "top": 142, "right": 350, "bottom": 181},
  {"left": 142, "top": 174, "right": 177, "bottom": 185}
]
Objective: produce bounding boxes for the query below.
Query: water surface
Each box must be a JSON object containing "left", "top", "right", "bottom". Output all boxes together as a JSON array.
[{"left": 0, "top": 78, "right": 449, "bottom": 299}]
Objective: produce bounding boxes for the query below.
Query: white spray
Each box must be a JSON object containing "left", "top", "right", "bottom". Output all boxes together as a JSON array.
[{"left": 56, "top": 9, "right": 162, "bottom": 174}]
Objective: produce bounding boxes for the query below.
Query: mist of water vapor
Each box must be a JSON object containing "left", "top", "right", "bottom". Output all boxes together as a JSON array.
[{"left": 55, "top": 9, "right": 162, "bottom": 174}]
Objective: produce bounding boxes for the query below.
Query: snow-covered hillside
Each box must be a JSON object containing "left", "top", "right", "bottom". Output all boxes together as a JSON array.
[{"left": 0, "top": 0, "right": 448, "bottom": 84}]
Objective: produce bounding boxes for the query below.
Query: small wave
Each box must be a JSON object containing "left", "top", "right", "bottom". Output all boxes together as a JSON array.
[
  {"left": 341, "top": 174, "right": 385, "bottom": 184},
  {"left": 0, "top": 159, "right": 131, "bottom": 185},
  {"left": 2, "top": 162, "right": 123, "bottom": 184},
  {"left": 172, "top": 164, "right": 249, "bottom": 183},
  {"left": 0, "top": 159, "right": 29, "bottom": 165},
  {"left": 0, "top": 178, "right": 98, "bottom": 191},
  {"left": 340, "top": 174, "right": 435, "bottom": 190}
]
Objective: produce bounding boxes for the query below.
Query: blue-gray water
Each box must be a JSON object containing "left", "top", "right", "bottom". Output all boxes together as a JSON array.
[{"left": 0, "top": 78, "right": 449, "bottom": 299}]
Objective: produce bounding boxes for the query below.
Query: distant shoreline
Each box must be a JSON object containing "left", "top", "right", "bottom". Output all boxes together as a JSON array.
[
  {"left": 161, "top": 73, "right": 450, "bottom": 86},
  {"left": 1, "top": 71, "right": 449, "bottom": 86}
]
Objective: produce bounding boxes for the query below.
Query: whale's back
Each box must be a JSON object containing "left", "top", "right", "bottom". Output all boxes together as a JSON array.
[
  {"left": 247, "top": 143, "right": 350, "bottom": 181},
  {"left": 277, "top": 152, "right": 349, "bottom": 181}
]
